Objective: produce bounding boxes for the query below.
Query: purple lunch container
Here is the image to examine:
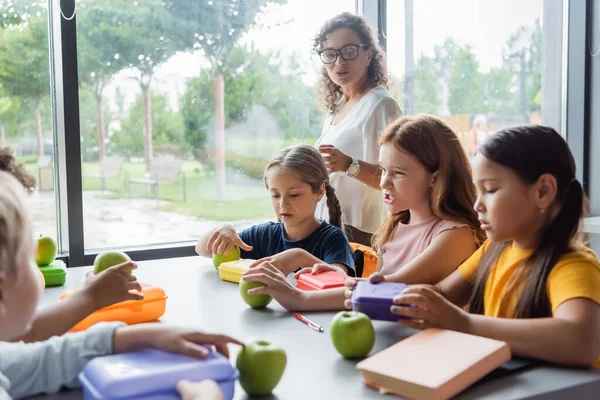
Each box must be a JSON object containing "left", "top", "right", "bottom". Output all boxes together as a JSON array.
[{"left": 351, "top": 281, "right": 410, "bottom": 322}]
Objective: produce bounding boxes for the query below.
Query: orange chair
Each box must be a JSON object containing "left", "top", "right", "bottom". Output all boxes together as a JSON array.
[{"left": 350, "top": 242, "right": 378, "bottom": 278}]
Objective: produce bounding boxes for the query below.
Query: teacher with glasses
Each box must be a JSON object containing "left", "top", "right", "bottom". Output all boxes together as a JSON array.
[{"left": 313, "top": 12, "right": 401, "bottom": 247}]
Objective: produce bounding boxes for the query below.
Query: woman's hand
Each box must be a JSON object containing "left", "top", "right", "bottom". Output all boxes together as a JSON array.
[
  {"left": 293, "top": 263, "right": 346, "bottom": 279},
  {"left": 242, "top": 262, "right": 306, "bottom": 311},
  {"left": 206, "top": 224, "right": 252, "bottom": 255},
  {"left": 83, "top": 261, "right": 143, "bottom": 309},
  {"left": 391, "top": 285, "right": 471, "bottom": 333},
  {"left": 176, "top": 380, "right": 224, "bottom": 400},
  {"left": 318, "top": 144, "right": 353, "bottom": 174}
]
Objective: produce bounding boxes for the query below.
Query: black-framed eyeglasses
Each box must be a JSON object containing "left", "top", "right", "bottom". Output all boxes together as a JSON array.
[{"left": 318, "top": 44, "right": 368, "bottom": 64}]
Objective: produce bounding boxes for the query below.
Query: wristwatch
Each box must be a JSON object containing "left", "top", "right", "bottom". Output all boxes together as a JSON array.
[{"left": 346, "top": 157, "right": 360, "bottom": 178}]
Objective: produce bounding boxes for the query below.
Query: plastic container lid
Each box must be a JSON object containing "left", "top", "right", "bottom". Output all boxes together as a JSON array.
[
  {"left": 218, "top": 259, "right": 254, "bottom": 283},
  {"left": 60, "top": 282, "right": 167, "bottom": 331},
  {"left": 352, "top": 281, "right": 408, "bottom": 305},
  {"left": 39, "top": 260, "right": 66, "bottom": 287},
  {"left": 79, "top": 348, "right": 238, "bottom": 400},
  {"left": 296, "top": 271, "right": 348, "bottom": 290},
  {"left": 351, "top": 281, "right": 409, "bottom": 321}
]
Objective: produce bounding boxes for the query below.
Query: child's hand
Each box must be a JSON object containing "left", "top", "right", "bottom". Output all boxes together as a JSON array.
[
  {"left": 152, "top": 327, "right": 244, "bottom": 359},
  {"left": 293, "top": 263, "right": 345, "bottom": 279},
  {"left": 242, "top": 262, "right": 305, "bottom": 311},
  {"left": 207, "top": 224, "right": 252, "bottom": 255},
  {"left": 342, "top": 273, "right": 383, "bottom": 309},
  {"left": 114, "top": 324, "right": 244, "bottom": 359},
  {"left": 343, "top": 277, "right": 363, "bottom": 309},
  {"left": 368, "top": 272, "right": 385, "bottom": 283},
  {"left": 247, "top": 248, "right": 303, "bottom": 275},
  {"left": 176, "top": 380, "right": 224, "bottom": 400},
  {"left": 391, "top": 285, "right": 471, "bottom": 333},
  {"left": 83, "top": 261, "right": 143, "bottom": 310}
]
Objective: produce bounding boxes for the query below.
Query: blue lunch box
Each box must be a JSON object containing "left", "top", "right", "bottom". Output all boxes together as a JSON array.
[{"left": 79, "top": 348, "right": 239, "bottom": 400}]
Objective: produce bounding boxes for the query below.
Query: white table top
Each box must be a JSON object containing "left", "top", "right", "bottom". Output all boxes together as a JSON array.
[{"left": 28, "top": 257, "right": 600, "bottom": 400}]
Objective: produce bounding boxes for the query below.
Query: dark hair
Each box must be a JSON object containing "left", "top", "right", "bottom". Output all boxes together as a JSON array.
[
  {"left": 0, "top": 146, "right": 36, "bottom": 192},
  {"left": 312, "top": 12, "right": 388, "bottom": 113},
  {"left": 373, "top": 114, "right": 485, "bottom": 250},
  {"left": 469, "top": 125, "right": 585, "bottom": 318},
  {"left": 264, "top": 144, "right": 343, "bottom": 230}
]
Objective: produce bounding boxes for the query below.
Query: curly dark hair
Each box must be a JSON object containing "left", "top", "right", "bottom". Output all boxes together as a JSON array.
[
  {"left": 0, "top": 146, "right": 36, "bottom": 192},
  {"left": 312, "top": 12, "right": 388, "bottom": 113}
]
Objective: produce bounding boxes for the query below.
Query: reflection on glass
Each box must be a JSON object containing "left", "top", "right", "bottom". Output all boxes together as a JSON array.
[
  {"left": 387, "top": 0, "right": 549, "bottom": 158},
  {"left": 0, "top": 1, "right": 58, "bottom": 243},
  {"left": 77, "top": 0, "right": 355, "bottom": 249}
]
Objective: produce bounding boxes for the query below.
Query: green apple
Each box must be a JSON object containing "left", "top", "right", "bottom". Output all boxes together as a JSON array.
[
  {"left": 35, "top": 235, "right": 57, "bottom": 266},
  {"left": 212, "top": 246, "right": 241, "bottom": 270},
  {"left": 93, "top": 251, "right": 131, "bottom": 275},
  {"left": 239, "top": 279, "right": 272, "bottom": 309},
  {"left": 236, "top": 338, "right": 287, "bottom": 396},
  {"left": 330, "top": 311, "right": 375, "bottom": 359}
]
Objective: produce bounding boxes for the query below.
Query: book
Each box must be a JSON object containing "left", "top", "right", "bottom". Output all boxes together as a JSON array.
[{"left": 356, "top": 328, "right": 511, "bottom": 400}]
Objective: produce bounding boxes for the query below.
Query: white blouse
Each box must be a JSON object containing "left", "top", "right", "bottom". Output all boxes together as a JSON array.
[{"left": 315, "top": 86, "right": 401, "bottom": 234}]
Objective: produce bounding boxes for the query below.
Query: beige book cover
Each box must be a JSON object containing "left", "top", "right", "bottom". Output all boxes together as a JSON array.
[{"left": 356, "top": 328, "right": 511, "bottom": 400}]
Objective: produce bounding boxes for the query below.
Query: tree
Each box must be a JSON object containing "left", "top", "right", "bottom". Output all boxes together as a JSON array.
[
  {"left": 166, "top": 0, "right": 287, "bottom": 200},
  {"left": 85, "top": 0, "right": 181, "bottom": 170},
  {"left": 413, "top": 54, "right": 439, "bottom": 114},
  {"left": 181, "top": 46, "right": 320, "bottom": 159},
  {"left": 76, "top": 0, "right": 132, "bottom": 161},
  {"left": 110, "top": 92, "right": 184, "bottom": 159},
  {"left": 446, "top": 44, "right": 483, "bottom": 115},
  {"left": 481, "top": 68, "right": 515, "bottom": 114},
  {"left": 0, "top": 14, "right": 50, "bottom": 157},
  {"left": 503, "top": 19, "right": 542, "bottom": 116}
]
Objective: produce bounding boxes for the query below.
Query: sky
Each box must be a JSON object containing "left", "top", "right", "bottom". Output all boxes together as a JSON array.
[{"left": 104, "top": 0, "right": 546, "bottom": 111}]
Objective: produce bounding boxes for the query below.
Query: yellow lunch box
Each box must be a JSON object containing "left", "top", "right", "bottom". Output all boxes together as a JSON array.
[{"left": 218, "top": 259, "right": 255, "bottom": 283}]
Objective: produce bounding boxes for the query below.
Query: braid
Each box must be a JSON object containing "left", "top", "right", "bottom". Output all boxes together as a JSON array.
[{"left": 325, "top": 183, "right": 344, "bottom": 230}]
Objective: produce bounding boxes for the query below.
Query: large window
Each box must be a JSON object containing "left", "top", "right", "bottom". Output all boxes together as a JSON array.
[
  {"left": 0, "top": 2, "right": 58, "bottom": 243},
  {"left": 386, "top": 0, "right": 561, "bottom": 159},
  {"left": 75, "top": 0, "right": 355, "bottom": 250},
  {"left": 0, "top": 0, "right": 587, "bottom": 266}
]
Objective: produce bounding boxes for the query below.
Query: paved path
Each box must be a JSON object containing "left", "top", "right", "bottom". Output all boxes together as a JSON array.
[{"left": 28, "top": 190, "right": 268, "bottom": 250}]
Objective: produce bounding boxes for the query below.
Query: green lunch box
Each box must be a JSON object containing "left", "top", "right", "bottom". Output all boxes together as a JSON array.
[{"left": 39, "top": 260, "right": 67, "bottom": 287}]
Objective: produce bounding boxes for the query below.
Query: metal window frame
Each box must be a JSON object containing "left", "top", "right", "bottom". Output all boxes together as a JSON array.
[
  {"left": 359, "top": 0, "right": 387, "bottom": 50},
  {"left": 47, "top": 0, "right": 591, "bottom": 267},
  {"left": 564, "top": 0, "right": 590, "bottom": 190},
  {"left": 49, "top": 0, "right": 362, "bottom": 267}
]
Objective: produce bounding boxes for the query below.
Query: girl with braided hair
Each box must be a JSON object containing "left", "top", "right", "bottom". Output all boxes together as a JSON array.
[{"left": 196, "top": 144, "right": 355, "bottom": 276}]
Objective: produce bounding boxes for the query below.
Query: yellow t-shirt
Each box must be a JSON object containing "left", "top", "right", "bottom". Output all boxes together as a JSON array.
[{"left": 459, "top": 240, "right": 600, "bottom": 367}]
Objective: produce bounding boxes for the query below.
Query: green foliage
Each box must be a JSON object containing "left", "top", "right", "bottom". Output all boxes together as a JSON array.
[
  {"left": 166, "top": 0, "right": 287, "bottom": 70},
  {"left": 181, "top": 46, "right": 320, "bottom": 154},
  {"left": 413, "top": 55, "right": 439, "bottom": 114},
  {"left": 447, "top": 44, "right": 484, "bottom": 115},
  {"left": 109, "top": 92, "right": 184, "bottom": 158},
  {"left": 0, "top": 14, "right": 49, "bottom": 103},
  {"left": 225, "top": 151, "right": 267, "bottom": 180}
]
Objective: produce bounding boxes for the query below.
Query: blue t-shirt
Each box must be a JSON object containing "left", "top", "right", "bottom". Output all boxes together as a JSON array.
[{"left": 239, "top": 221, "right": 355, "bottom": 276}]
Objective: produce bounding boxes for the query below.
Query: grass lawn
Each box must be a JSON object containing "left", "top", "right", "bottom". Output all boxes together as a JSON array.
[
  {"left": 19, "top": 138, "right": 321, "bottom": 221},
  {"left": 26, "top": 160, "right": 274, "bottom": 221}
]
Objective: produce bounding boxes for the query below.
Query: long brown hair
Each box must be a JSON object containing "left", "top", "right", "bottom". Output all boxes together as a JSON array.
[
  {"left": 264, "top": 144, "right": 343, "bottom": 230},
  {"left": 312, "top": 12, "right": 388, "bottom": 113},
  {"left": 372, "top": 114, "right": 484, "bottom": 250},
  {"left": 468, "top": 125, "right": 585, "bottom": 318}
]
